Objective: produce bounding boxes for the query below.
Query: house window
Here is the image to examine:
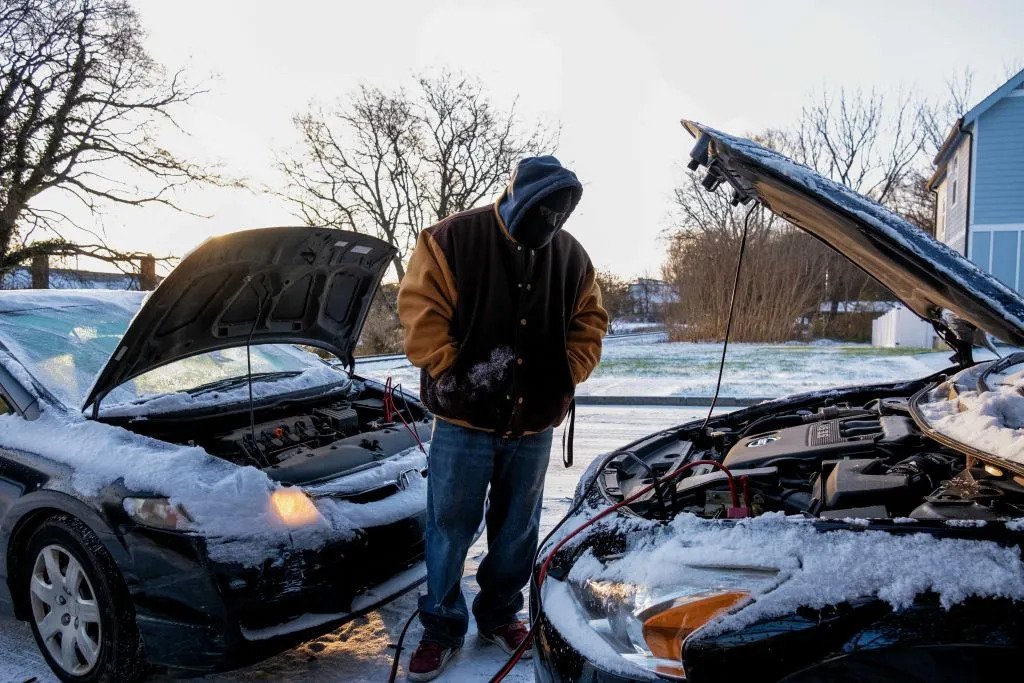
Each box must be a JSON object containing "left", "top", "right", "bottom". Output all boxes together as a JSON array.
[
  {"left": 972, "top": 228, "right": 1024, "bottom": 293},
  {"left": 936, "top": 186, "right": 946, "bottom": 241},
  {"left": 950, "top": 155, "right": 959, "bottom": 206},
  {"left": 972, "top": 230, "right": 991, "bottom": 271}
]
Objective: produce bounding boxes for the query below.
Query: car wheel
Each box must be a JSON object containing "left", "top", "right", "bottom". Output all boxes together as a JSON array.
[{"left": 23, "top": 514, "right": 145, "bottom": 682}]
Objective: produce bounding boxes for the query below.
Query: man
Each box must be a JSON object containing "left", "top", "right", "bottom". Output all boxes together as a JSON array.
[{"left": 397, "top": 155, "right": 608, "bottom": 680}]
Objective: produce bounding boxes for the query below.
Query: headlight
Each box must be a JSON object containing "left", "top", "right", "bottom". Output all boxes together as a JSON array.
[
  {"left": 270, "top": 486, "right": 322, "bottom": 527},
  {"left": 123, "top": 497, "right": 193, "bottom": 531},
  {"left": 567, "top": 564, "right": 780, "bottom": 679}
]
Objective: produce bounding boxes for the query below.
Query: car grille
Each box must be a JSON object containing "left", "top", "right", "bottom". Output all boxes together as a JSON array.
[{"left": 219, "top": 513, "right": 426, "bottom": 630}]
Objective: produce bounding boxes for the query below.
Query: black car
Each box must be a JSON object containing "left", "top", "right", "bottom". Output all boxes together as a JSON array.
[
  {"left": 532, "top": 123, "right": 1024, "bottom": 683},
  {"left": 0, "top": 227, "right": 433, "bottom": 680}
]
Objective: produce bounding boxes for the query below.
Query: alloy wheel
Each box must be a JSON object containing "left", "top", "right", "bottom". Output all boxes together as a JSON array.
[{"left": 28, "top": 543, "right": 103, "bottom": 675}]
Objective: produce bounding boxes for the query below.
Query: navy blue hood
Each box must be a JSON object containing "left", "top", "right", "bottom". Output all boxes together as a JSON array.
[{"left": 498, "top": 156, "right": 583, "bottom": 249}]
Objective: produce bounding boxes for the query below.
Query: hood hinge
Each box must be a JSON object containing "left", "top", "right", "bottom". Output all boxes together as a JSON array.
[{"left": 933, "top": 314, "right": 975, "bottom": 367}]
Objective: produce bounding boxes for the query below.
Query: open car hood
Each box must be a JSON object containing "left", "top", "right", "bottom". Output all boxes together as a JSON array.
[
  {"left": 83, "top": 227, "right": 395, "bottom": 413},
  {"left": 683, "top": 121, "right": 1024, "bottom": 351}
]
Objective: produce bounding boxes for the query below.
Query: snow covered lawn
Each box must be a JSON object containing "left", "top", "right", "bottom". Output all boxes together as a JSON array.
[
  {"left": 0, "top": 406, "right": 711, "bottom": 683},
  {"left": 580, "top": 340, "right": 955, "bottom": 397},
  {"left": 359, "top": 337, "right": 959, "bottom": 400}
]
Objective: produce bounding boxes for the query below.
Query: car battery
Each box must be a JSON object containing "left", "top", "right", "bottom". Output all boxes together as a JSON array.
[{"left": 314, "top": 404, "right": 360, "bottom": 434}]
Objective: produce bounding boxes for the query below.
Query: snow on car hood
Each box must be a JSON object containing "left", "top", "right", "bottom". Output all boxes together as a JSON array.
[
  {"left": 83, "top": 227, "right": 395, "bottom": 413},
  {"left": 557, "top": 512, "right": 1024, "bottom": 648},
  {"left": 683, "top": 121, "right": 1024, "bottom": 348},
  {"left": 0, "top": 408, "right": 426, "bottom": 566},
  {"left": 913, "top": 356, "right": 1024, "bottom": 474}
]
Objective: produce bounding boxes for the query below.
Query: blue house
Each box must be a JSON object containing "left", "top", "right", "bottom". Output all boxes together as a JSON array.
[{"left": 929, "top": 68, "right": 1024, "bottom": 290}]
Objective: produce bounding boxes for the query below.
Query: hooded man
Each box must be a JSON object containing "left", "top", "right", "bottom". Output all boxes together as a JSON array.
[{"left": 397, "top": 156, "right": 608, "bottom": 680}]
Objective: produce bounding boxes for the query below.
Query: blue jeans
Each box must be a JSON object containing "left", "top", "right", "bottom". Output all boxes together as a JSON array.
[{"left": 418, "top": 419, "right": 552, "bottom": 647}]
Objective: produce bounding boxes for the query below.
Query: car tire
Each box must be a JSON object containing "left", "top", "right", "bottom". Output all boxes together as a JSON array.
[{"left": 22, "top": 514, "right": 146, "bottom": 682}]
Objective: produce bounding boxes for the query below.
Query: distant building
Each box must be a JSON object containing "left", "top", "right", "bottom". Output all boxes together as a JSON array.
[
  {"left": 818, "top": 301, "right": 897, "bottom": 315},
  {"left": 628, "top": 278, "right": 679, "bottom": 319},
  {"left": 872, "top": 305, "right": 936, "bottom": 349},
  {"left": 928, "top": 68, "right": 1024, "bottom": 290}
]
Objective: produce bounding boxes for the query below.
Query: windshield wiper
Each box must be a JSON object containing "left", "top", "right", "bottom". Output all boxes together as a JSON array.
[{"left": 185, "top": 370, "right": 304, "bottom": 396}]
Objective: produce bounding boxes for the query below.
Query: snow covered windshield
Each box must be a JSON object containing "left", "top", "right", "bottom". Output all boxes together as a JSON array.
[{"left": 0, "top": 291, "right": 349, "bottom": 412}]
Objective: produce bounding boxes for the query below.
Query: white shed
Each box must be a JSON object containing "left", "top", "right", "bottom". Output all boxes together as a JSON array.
[{"left": 872, "top": 306, "right": 935, "bottom": 349}]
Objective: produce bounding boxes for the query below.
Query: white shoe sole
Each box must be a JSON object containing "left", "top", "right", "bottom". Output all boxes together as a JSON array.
[
  {"left": 479, "top": 632, "right": 534, "bottom": 659},
  {"left": 407, "top": 647, "right": 460, "bottom": 681}
]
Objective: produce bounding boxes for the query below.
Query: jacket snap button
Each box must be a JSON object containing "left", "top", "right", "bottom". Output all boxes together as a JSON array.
[
  {"left": 517, "top": 397, "right": 524, "bottom": 404},
  {"left": 526, "top": 284, "right": 532, "bottom": 291},
  {"left": 505, "top": 394, "right": 511, "bottom": 400},
  {"left": 520, "top": 318, "right": 527, "bottom": 326},
  {"left": 517, "top": 358, "right": 523, "bottom": 365},
  {"left": 517, "top": 246, "right": 523, "bottom": 251}
]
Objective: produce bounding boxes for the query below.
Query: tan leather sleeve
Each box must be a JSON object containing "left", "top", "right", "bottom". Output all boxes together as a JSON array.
[
  {"left": 567, "top": 265, "right": 609, "bottom": 385},
  {"left": 398, "top": 231, "right": 459, "bottom": 380}
]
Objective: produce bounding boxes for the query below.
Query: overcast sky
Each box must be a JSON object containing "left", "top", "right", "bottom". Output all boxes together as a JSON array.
[{"left": 65, "top": 0, "right": 1024, "bottom": 278}]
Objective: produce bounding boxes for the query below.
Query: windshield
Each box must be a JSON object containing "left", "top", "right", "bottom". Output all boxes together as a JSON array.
[{"left": 0, "top": 293, "right": 348, "bottom": 410}]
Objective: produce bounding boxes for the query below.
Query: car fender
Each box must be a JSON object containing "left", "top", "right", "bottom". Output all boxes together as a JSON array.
[{"left": 0, "top": 488, "right": 133, "bottom": 619}]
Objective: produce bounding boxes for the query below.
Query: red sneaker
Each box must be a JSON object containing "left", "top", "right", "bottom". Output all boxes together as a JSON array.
[
  {"left": 407, "top": 639, "right": 459, "bottom": 681},
  {"left": 480, "top": 620, "right": 533, "bottom": 658}
]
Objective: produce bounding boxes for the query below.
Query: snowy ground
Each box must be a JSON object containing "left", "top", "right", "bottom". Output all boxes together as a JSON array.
[
  {"left": 359, "top": 336, "right": 960, "bottom": 400},
  {"left": 0, "top": 406, "right": 717, "bottom": 683}
]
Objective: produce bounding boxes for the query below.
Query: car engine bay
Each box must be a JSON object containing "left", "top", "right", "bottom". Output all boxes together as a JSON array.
[
  {"left": 108, "top": 380, "right": 432, "bottom": 486},
  {"left": 603, "top": 389, "right": 1024, "bottom": 524}
]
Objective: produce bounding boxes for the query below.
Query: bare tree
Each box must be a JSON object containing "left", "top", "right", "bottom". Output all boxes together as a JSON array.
[
  {"left": 662, "top": 201, "right": 832, "bottom": 343},
  {"left": 594, "top": 269, "right": 631, "bottom": 332},
  {"left": 278, "top": 86, "right": 423, "bottom": 278},
  {"left": 785, "top": 88, "right": 926, "bottom": 205},
  {"left": 0, "top": 0, "right": 225, "bottom": 272},
  {"left": 664, "top": 86, "right": 940, "bottom": 342},
  {"left": 277, "top": 71, "right": 556, "bottom": 278},
  {"left": 918, "top": 68, "right": 974, "bottom": 157},
  {"left": 417, "top": 73, "right": 556, "bottom": 221}
]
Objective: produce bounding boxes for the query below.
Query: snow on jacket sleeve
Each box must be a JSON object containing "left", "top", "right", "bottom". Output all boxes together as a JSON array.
[
  {"left": 567, "top": 265, "right": 608, "bottom": 385},
  {"left": 398, "top": 231, "right": 459, "bottom": 380}
]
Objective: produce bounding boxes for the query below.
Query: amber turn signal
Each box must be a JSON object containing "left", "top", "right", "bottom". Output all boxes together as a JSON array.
[
  {"left": 270, "top": 487, "right": 321, "bottom": 526},
  {"left": 642, "top": 590, "right": 749, "bottom": 660}
]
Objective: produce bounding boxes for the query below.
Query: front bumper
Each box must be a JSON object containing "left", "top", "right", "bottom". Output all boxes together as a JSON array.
[
  {"left": 534, "top": 592, "right": 1024, "bottom": 683},
  {"left": 127, "top": 512, "right": 426, "bottom": 672}
]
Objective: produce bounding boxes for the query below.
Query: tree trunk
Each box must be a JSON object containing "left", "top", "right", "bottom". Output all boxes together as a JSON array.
[
  {"left": 31, "top": 254, "right": 49, "bottom": 289},
  {"left": 0, "top": 203, "right": 22, "bottom": 265},
  {"left": 139, "top": 255, "right": 157, "bottom": 290}
]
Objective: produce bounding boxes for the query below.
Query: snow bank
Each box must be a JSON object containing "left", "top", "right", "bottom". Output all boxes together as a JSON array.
[
  {"left": 0, "top": 407, "right": 428, "bottom": 566},
  {"left": 562, "top": 513, "right": 1024, "bottom": 640},
  {"left": 917, "top": 361, "right": 1024, "bottom": 465}
]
